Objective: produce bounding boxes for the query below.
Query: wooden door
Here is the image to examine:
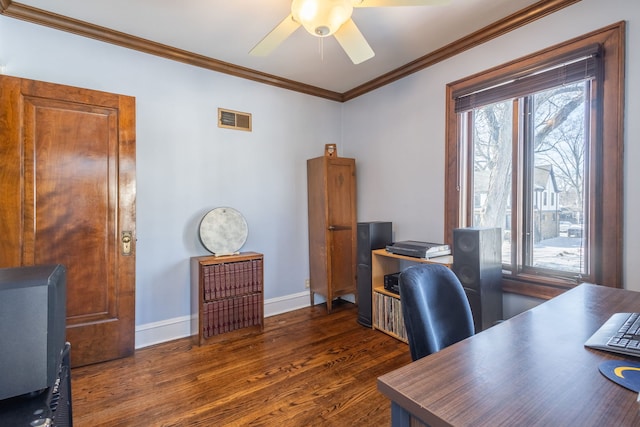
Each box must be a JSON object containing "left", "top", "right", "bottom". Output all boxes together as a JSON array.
[
  {"left": 326, "top": 158, "right": 357, "bottom": 298},
  {"left": 0, "top": 75, "right": 136, "bottom": 367}
]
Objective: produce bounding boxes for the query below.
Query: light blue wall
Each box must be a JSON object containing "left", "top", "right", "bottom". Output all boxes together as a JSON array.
[
  {"left": 0, "top": 15, "right": 344, "bottom": 345},
  {"left": 1, "top": 0, "right": 638, "bottom": 344},
  {"left": 344, "top": 0, "right": 640, "bottom": 317}
]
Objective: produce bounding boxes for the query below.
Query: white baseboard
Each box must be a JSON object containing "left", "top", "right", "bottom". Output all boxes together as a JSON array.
[
  {"left": 262, "top": 290, "right": 311, "bottom": 317},
  {"left": 134, "top": 291, "right": 311, "bottom": 349}
]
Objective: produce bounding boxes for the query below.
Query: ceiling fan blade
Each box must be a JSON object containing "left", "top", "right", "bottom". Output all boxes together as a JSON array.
[
  {"left": 334, "top": 19, "right": 375, "bottom": 65},
  {"left": 249, "top": 14, "right": 301, "bottom": 57},
  {"left": 354, "top": 0, "right": 450, "bottom": 7}
]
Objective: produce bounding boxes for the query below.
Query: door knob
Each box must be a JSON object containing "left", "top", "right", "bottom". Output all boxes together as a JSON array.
[{"left": 122, "top": 231, "right": 133, "bottom": 255}]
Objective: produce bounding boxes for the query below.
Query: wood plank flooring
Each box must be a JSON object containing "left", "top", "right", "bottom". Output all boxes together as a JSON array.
[{"left": 70, "top": 300, "right": 411, "bottom": 426}]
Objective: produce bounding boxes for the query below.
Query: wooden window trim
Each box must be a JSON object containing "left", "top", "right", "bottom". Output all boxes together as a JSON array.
[{"left": 444, "top": 22, "right": 625, "bottom": 298}]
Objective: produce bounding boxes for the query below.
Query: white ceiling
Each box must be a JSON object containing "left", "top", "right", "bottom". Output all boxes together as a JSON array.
[{"left": 13, "top": 0, "right": 544, "bottom": 94}]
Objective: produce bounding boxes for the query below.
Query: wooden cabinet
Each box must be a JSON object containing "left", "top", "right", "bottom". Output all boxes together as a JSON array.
[
  {"left": 191, "top": 252, "right": 264, "bottom": 345},
  {"left": 371, "top": 249, "right": 453, "bottom": 342},
  {"left": 307, "top": 155, "right": 357, "bottom": 313}
]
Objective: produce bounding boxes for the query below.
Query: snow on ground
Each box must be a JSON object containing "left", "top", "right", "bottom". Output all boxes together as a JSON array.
[{"left": 502, "top": 234, "right": 585, "bottom": 273}]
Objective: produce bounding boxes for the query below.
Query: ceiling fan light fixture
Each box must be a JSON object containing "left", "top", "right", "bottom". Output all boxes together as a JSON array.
[{"left": 291, "top": 0, "right": 354, "bottom": 38}]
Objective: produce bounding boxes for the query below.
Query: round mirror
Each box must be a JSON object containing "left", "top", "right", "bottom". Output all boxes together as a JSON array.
[{"left": 199, "top": 207, "right": 248, "bottom": 256}]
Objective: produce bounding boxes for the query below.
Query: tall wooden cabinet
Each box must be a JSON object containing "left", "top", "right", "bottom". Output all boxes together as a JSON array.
[{"left": 307, "top": 155, "right": 357, "bottom": 313}]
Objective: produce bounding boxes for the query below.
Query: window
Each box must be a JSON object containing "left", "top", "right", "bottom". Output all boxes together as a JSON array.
[{"left": 445, "top": 23, "right": 624, "bottom": 298}]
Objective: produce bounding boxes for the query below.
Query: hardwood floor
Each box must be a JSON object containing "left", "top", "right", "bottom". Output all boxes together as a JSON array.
[{"left": 70, "top": 300, "right": 411, "bottom": 426}]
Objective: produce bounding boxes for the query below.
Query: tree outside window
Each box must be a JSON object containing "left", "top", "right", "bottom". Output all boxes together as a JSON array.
[{"left": 467, "top": 81, "right": 588, "bottom": 275}]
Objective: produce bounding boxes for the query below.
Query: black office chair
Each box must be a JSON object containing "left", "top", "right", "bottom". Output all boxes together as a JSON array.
[{"left": 399, "top": 264, "right": 475, "bottom": 361}]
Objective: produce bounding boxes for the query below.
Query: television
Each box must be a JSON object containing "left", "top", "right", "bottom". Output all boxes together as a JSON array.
[{"left": 0, "top": 264, "right": 67, "bottom": 401}]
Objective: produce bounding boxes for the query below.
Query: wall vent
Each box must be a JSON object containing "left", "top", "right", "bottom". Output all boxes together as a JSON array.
[{"left": 218, "top": 108, "right": 252, "bottom": 132}]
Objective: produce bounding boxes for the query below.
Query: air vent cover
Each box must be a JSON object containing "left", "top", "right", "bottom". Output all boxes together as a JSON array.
[{"left": 218, "top": 108, "right": 252, "bottom": 132}]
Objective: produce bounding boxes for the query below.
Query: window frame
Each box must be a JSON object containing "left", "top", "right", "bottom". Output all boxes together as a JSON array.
[{"left": 444, "top": 22, "right": 625, "bottom": 299}]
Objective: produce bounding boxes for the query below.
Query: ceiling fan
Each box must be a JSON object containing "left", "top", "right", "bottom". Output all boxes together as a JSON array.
[{"left": 250, "top": 0, "right": 450, "bottom": 65}]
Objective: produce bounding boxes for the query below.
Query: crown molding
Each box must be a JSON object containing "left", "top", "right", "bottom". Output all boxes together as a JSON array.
[
  {"left": 0, "top": 1, "right": 344, "bottom": 101},
  {"left": 342, "top": 0, "right": 582, "bottom": 101},
  {"left": 1, "top": 0, "right": 580, "bottom": 103}
]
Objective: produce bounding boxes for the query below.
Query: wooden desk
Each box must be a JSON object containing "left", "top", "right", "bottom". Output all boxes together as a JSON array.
[{"left": 378, "top": 283, "right": 640, "bottom": 426}]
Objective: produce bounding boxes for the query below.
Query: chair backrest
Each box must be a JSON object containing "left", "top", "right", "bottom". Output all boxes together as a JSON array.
[{"left": 399, "top": 264, "right": 475, "bottom": 361}]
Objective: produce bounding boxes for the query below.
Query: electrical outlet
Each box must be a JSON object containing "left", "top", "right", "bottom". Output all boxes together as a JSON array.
[{"left": 305, "top": 278, "right": 310, "bottom": 289}]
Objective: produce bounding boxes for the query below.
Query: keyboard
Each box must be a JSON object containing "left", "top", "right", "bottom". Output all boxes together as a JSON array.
[
  {"left": 585, "top": 312, "right": 640, "bottom": 357},
  {"left": 606, "top": 313, "right": 640, "bottom": 352}
]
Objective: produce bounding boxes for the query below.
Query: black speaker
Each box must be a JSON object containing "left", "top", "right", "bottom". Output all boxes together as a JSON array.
[
  {"left": 0, "top": 343, "right": 73, "bottom": 426},
  {"left": 453, "top": 227, "right": 502, "bottom": 332},
  {"left": 357, "top": 222, "right": 392, "bottom": 327}
]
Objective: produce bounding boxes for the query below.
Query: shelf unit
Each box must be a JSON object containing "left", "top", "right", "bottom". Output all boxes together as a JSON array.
[
  {"left": 371, "top": 249, "right": 453, "bottom": 342},
  {"left": 191, "top": 252, "right": 264, "bottom": 345}
]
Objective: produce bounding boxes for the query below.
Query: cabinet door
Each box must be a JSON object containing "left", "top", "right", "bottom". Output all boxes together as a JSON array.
[
  {"left": 327, "top": 159, "right": 356, "bottom": 293},
  {"left": 306, "top": 157, "right": 329, "bottom": 297}
]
